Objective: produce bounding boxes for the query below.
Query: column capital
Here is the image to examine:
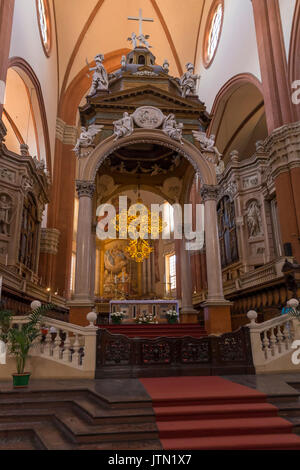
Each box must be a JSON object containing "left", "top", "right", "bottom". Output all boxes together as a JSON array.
[
  {"left": 76, "top": 180, "right": 95, "bottom": 198},
  {"left": 200, "top": 184, "right": 219, "bottom": 202},
  {"left": 265, "top": 122, "right": 300, "bottom": 179}
]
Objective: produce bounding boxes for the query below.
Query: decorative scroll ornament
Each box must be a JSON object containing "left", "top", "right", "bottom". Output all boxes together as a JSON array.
[{"left": 73, "top": 124, "right": 104, "bottom": 158}]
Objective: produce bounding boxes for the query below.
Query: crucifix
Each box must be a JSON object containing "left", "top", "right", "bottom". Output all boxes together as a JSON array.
[{"left": 128, "top": 8, "right": 154, "bottom": 46}]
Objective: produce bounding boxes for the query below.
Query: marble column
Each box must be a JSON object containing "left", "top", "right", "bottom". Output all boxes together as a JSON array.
[
  {"left": 200, "top": 185, "right": 232, "bottom": 334},
  {"left": 251, "top": 0, "right": 295, "bottom": 132},
  {"left": 180, "top": 236, "right": 197, "bottom": 318},
  {"left": 0, "top": 0, "right": 15, "bottom": 118},
  {"left": 73, "top": 180, "right": 95, "bottom": 302}
]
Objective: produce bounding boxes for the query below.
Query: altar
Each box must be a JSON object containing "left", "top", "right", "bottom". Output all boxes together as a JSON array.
[{"left": 109, "top": 300, "right": 179, "bottom": 324}]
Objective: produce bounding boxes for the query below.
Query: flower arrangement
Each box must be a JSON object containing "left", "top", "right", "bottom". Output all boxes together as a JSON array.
[
  {"left": 166, "top": 309, "right": 178, "bottom": 324},
  {"left": 110, "top": 311, "right": 125, "bottom": 324},
  {"left": 135, "top": 312, "right": 157, "bottom": 324}
]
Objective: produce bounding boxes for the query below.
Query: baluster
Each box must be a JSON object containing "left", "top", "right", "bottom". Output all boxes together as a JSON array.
[
  {"left": 72, "top": 335, "right": 80, "bottom": 366},
  {"left": 62, "top": 332, "right": 71, "bottom": 362},
  {"left": 269, "top": 327, "right": 277, "bottom": 356},
  {"left": 52, "top": 330, "right": 61, "bottom": 360},
  {"left": 283, "top": 321, "right": 291, "bottom": 350},
  {"left": 276, "top": 325, "right": 284, "bottom": 354},
  {"left": 262, "top": 330, "right": 270, "bottom": 359},
  {"left": 44, "top": 328, "right": 52, "bottom": 356}
]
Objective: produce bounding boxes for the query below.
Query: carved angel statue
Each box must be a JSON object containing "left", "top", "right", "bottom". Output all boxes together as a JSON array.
[
  {"left": 162, "top": 114, "right": 184, "bottom": 145},
  {"left": 128, "top": 32, "right": 138, "bottom": 49},
  {"left": 87, "top": 54, "right": 109, "bottom": 97},
  {"left": 113, "top": 112, "right": 134, "bottom": 141},
  {"left": 180, "top": 63, "right": 200, "bottom": 98},
  {"left": 137, "top": 34, "right": 152, "bottom": 49},
  {"left": 192, "top": 131, "right": 222, "bottom": 160},
  {"left": 73, "top": 124, "right": 103, "bottom": 157}
]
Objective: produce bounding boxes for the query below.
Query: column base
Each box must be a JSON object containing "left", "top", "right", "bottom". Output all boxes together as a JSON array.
[
  {"left": 67, "top": 299, "right": 94, "bottom": 327},
  {"left": 180, "top": 307, "right": 199, "bottom": 324},
  {"left": 202, "top": 300, "right": 233, "bottom": 335}
]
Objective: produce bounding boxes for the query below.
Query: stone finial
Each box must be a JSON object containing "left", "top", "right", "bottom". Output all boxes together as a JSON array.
[
  {"left": 247, "top": 310, "right": 258, "bottom": 325},
  {"left": 20, "top": 144, "right": 30, "bottom": 156},
  {"left": 87, "top": 310, "right": 97, "bottom": 327},
  {"left": 31, "top": 300, "right": 42, "bottom": 310},
  {"left": 230, "top": 150, "right": 239, "bottom": 163}
]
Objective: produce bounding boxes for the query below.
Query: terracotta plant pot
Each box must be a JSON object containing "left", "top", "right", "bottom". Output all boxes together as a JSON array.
[{"left": 12, "top": 373, "right": 31, "bottom": 388}]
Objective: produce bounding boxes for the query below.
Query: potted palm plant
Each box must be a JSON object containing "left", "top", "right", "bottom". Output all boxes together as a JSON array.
[{"left": 0, "top": 303, "right": 53, "bottom": 388}]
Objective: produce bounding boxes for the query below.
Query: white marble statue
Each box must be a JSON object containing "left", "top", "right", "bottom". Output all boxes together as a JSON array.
[
  {"left": 87, "top": 54, "right": 109, "bottom": 97},
  {"left": 180, "top": 63, "right": 200, "bottom": 98},
  {"left": 137, "top": 33, "right": 152, "bottom": 49},
  {"left": 215, "top": 155, "right": 225, "bottom": 177},
  {"left": 192, "top": 131, "right": 222, "bottom": 160},
  {"left": 113, "top": 112, "right": 134, "bottom": 141},
  {"left": 128, "top": 32, "right": 138, "bottom": 49},
  {"left": 73, "top": 124, "right": 103, "bottom": 157},
  {"left": 121, "top": 55, "right": 126, "bottom": 69},
  {"left": 162, "top": 114, "right": 184, "bottom": 145}
]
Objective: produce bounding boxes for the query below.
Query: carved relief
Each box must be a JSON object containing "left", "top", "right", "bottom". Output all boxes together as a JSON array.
[
  {"left": 0, "top": 194, "right": 13, "bottom": 236},
  {"left": 132, "top": 106, "right": 164, "bottom": 129},
  {"left": 0, "top": 168, "right": 16, "bottom": 183},
  {"left": 246, "top": 200, "right": 263, "bottom": 238}
]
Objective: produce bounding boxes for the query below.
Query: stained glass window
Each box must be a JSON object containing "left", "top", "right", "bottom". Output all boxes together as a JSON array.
[
  {"left": 36, "top": 0, "right": 51, "bottom": 56},
  {"left": 203, "top": 1, "right": 224, "bottom": 67}
]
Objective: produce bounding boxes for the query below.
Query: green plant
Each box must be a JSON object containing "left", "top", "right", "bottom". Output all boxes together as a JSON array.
[{"left": 0, "top": 304, "right": 53, "bottom": 375}]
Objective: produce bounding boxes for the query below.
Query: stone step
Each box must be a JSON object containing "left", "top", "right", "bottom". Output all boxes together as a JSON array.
[{"left": 55, "top": 408, "right": 158, "bottom": 444}]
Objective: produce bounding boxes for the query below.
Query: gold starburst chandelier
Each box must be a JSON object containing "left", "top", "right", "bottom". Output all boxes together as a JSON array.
[{"left": 114, "top": 200, "right": 164, "bottom": 263}]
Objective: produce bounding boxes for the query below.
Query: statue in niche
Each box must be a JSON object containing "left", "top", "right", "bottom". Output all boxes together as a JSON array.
[
  {"left": 0, "top": 194, "right": 13, "bottom": 236},
  {"left": 113, "top": 112, "right": 134, "bottom": 141},
  {"left": 179, "top": 63, "right": 200, "bottom": 98},
  {"left": 215, "top": 155, "right": 225, "bottom": 177},
  {"left": 162, "top": 114, "right": 183, "bottom": 144},
  {"left": 87, "top": 54, "right": 109, "bottom": 97},
  {"left": 73, "top": 124, "right": 103, "bottom": 157},
  {"left": 246, "top": 200, "right": 263, "bottom": 238},
  {"left": 217, "top": 196, "right": 239, "bottom": 268}
]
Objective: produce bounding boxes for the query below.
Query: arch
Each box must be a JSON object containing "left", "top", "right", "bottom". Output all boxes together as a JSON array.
[
  {"left": 208, "top": 73, "right": 266, "bottom": 162},
  {"left": 78, "top": 129, "right": 216, "bottom": 187},
  {"left": 7, "top": 57, "right": 52, "bottom": 175},
  {"left": 289, "top": 0, "right": 300, "bottom": 119}
]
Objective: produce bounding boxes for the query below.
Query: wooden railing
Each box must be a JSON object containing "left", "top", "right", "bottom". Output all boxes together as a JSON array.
[{"left": 95, "top": 327, "right": 255, "bottom": 378}]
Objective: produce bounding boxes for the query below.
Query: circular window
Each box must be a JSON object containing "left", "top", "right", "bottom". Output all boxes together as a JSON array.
[
  {"left": 203, "top": 0, "right": 224, "bottom": 68},
  {"left": 36, "top": 0, "right": 52, "bottom": 57}
]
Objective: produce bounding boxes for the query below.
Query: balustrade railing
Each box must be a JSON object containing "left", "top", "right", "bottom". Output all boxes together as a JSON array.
[
  {"left": 11, "top": 315, "right": 97, "bottom": 373},
  {"left": 247, "top": 309, "right": 296, "bottom": 368}
]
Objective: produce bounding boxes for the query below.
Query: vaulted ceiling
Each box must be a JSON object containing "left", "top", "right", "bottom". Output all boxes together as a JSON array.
[{"left": 53, "top": 0, "right": 207, "bottom": 97}]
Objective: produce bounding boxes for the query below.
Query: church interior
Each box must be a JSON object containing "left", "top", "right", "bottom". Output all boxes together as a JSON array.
[{"left": 0, "top": 0, "right": 300, "bottom": 451}]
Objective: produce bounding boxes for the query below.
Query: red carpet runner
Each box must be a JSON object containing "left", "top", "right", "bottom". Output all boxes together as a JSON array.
[
  {"left": 101, "top": 324, "right": 207, "bottom": 339},
  {"left": 140, "top": 376, "right": 300, "bottom": 450}
]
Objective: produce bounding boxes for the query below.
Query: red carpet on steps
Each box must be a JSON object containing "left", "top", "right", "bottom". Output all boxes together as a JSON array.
[
  {"left": 140, "top": 376, "right": 300, "bottom": 450},
  {"left": 101, "top": 324, "right": 207, "bottom": 339}
]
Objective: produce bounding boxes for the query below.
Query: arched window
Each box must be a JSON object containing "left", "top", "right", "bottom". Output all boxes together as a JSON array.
[
  {"left": 203, "top": 0, "right": 224, "bottom": 68},
  {"left": 19, "top": 194, "right": 40, "bottom": 271},
  {"left": 36, "top": 0, "right": 52, "bottom": 57},
  {"left": 217, "top": 196, "right": 239, "bottom": 268}
]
